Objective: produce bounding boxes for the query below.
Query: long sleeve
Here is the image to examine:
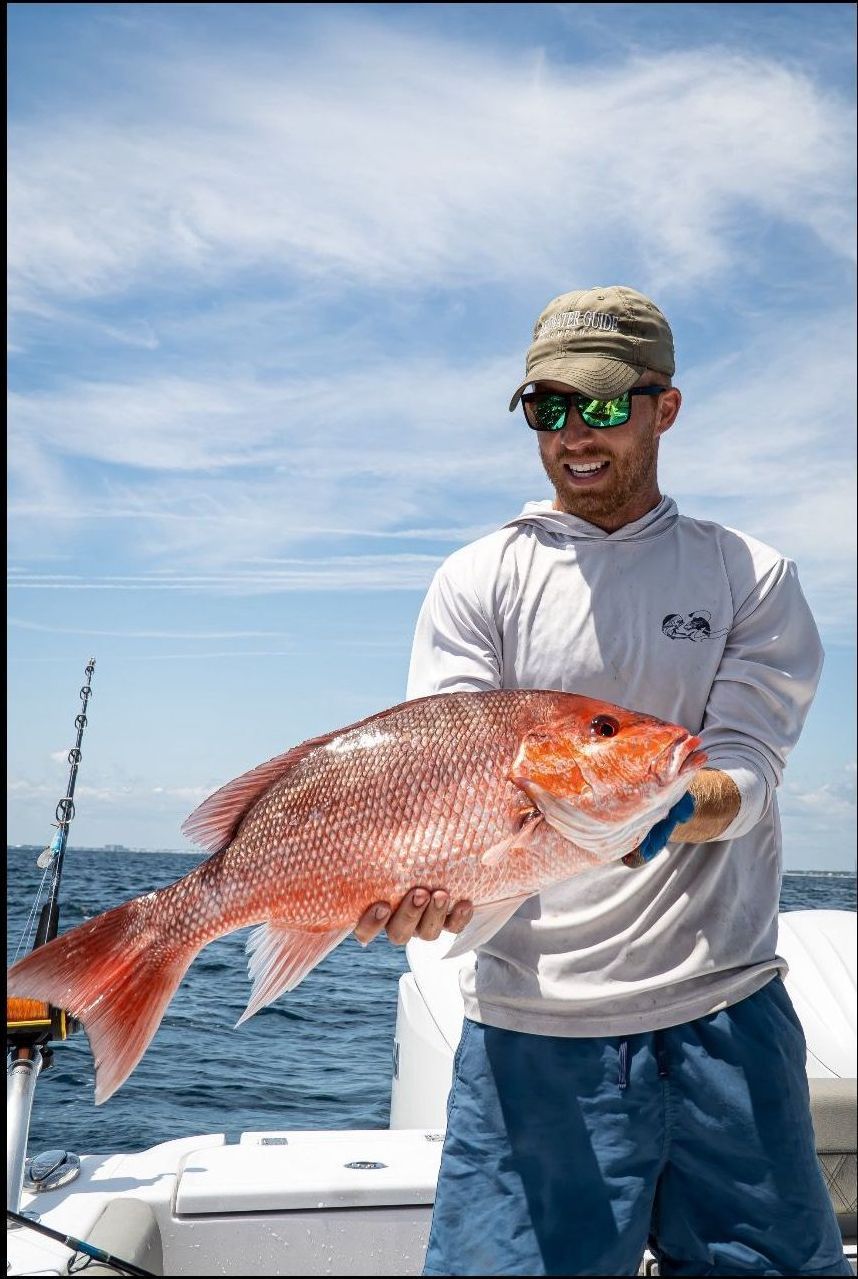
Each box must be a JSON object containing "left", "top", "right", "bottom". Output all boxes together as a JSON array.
[
  {"left": 407, "top": 559, "right": 502, "bottom": 699},
  {"left": 699, "top": 557, "right": 824, "bottom": 840}
]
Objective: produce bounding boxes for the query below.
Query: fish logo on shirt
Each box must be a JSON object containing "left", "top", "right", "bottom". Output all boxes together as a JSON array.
[{"left": 662, "top": 610, "right": 729, "bottom": 642}]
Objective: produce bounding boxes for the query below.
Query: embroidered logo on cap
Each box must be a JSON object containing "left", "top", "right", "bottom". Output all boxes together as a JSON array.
[{"left": 537, "top": 311, "right": 621, "bottom": 339}]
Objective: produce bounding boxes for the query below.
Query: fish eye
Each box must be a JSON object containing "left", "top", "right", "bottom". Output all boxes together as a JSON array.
[{"left": 590, "top": 715, "right": 619, "bottom": 738}]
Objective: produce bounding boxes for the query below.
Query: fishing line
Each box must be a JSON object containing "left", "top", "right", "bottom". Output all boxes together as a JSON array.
[
  {"left": 6, "top": 1210, "right": 156, "bottom": 1278},
  {"left": 11, "top": 861, "right": 54, "bottom": 964}
]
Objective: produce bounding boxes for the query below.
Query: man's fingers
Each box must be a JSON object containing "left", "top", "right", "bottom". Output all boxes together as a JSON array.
[
  {"left": 385, "top": 888, "right": 432, "bottom": 945},
  {"left": 353, "top": 902, "right": 391, "bottom": 946},
  {"left": 443, "top": 900, "right": 473, "bottom": 935},
  {"left": 355, "top": 893, "right": 474, "bottom": 948},
  {"left": 415, "top": 891, "right": 450, "bottom": 941}
]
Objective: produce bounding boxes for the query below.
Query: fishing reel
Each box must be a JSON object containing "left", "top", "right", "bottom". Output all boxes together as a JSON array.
[
  {"left": 8, "top": 897, "right": 82, "bottom": 1055},
  {"left": 7, "top": 997, "right": 81, "bottom": 1056}
]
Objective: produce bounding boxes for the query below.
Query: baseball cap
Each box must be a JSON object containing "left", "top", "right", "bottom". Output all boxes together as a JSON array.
[{"left": 509, "top": 285, "right": 675, "bottom": 410}]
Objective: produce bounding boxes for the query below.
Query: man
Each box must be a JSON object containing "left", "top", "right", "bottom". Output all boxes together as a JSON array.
[{"left": 355, "top": 286, "right": 850, "bottom": 1276}]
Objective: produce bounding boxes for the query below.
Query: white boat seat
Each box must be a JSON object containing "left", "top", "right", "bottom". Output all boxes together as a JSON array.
[
  {"left": 73, "top": 1197, "right": 164, "bottom": 1276},
  {"left": 810, "top": 1076, "right": 858, "bottom": 1242}
]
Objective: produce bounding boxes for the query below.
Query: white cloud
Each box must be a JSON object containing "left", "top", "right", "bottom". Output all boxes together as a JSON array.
[
  {"left": 9, "top": 618, "right": 293, "bottom": 640},
  {"left": 8, "top": 306, "right": 855, "bottom": 642},
  {"left": 781, "top": 762, "right": 857, "bottom": 819},
  {"left": 660, "top": 312, "right": 857, "bottom": 640},
  {"left": 8, "top": 778, "right": 211, "bottom": 808},
  {"left": 8, "top": 31, "right": 854, "bottom": 316},
  {"left": 6, "top": 351, "right": 531, "bottom": 577},
  {"left": 778, "top": 763, "right": 857, "bottom": 871},
  {"left": 7, "top": 553, "right": 444, "bottom": 594},
  {"left": 7, "top": 18, "right": 854, "bottom": 642},
  {"left": 151, "top": 785, "right": 211, "bottom": 803},
  {"left": 7, "top": 353, "right": 519, "bottom": 475}
]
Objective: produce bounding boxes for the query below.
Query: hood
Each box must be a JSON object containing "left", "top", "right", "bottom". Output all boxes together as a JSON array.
[{"left": 503, "top": 495, "right": 678, "bottom": 544}]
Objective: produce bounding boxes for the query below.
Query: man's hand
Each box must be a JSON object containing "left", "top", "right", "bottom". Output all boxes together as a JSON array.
[
  {"left": 354, "top": 890, "right": 474, "bottom": 947},
  {"left": 621, "top": 770, "right": 743, "bottom": 867},
  {"left": 622, "top": 792, "right": 695, "bottom": 868}
]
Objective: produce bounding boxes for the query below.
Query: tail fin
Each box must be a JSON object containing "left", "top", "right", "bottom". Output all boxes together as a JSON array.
[{"left": 7, "top": 894, "right": 200, "bottom": 1104}]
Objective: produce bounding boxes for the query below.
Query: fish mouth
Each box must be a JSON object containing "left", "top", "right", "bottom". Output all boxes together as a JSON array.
[
  {"left": 679, "top": 746, "right": 708, "bottom": 775},
  {"left": 655, "top": 734, "right": 707, "bottom": 784}
]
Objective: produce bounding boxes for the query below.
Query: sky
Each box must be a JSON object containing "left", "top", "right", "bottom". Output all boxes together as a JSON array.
[{"left": 7, "top": 2, "right": 857, "bottom": 870}]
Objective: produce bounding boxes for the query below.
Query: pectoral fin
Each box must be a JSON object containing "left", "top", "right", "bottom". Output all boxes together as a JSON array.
[{"left": 480, "top": 808, "right": 544, "bottom": 867}]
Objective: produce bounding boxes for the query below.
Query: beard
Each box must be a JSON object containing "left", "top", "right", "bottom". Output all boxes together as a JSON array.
[{"left": 539, "top": 428, "right": 661, "bottom": 528}]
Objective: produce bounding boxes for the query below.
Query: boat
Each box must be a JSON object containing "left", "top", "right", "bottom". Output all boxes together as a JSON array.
[{"left": 6, "top": 907, "right": 857, "bottom": 1276}]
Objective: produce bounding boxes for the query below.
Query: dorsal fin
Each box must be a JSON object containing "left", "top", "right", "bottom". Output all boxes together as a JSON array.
[{"left": 180, "top": 694, "right": 439, "bottom": 854}]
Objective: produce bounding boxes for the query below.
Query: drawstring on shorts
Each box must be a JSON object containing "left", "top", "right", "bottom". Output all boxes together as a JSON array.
[
  {"left": 617, "top": 1031, "right": 670, "bottom": 1092},
  {"left": 617, "top": 1038, "right": 630, "bottom": 1091}
]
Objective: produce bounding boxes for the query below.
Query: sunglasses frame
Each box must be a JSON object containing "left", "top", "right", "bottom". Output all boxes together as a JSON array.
[{"left": 521, "top": 385, "right": 668, "bottom": 431}]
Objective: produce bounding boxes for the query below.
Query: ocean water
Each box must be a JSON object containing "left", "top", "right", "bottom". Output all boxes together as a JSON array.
[{"left": 6, "top": 847, "right": 856, "bottom": 1156}]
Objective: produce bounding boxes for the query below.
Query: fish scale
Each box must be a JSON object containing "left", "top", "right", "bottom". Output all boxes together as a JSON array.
[{"left": 7, "top": 689, "right": 705, "bottom": 1103}]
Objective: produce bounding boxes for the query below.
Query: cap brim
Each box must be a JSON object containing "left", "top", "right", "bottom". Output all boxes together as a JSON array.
[{"left": 508, "top": 356, "right": 645, "bottom": 411}]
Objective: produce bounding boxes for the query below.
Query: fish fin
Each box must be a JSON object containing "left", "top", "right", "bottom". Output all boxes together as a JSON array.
[
  {"left": 181, "top": 741, "right": 334, "bottom": 854},
  {"left": 443, "top": 895, "right": 532, "bottom": 959},
  {"left": 181, "top": 693, "right": 448, "bottom": 855},
  {"left": 6, "top": 892, "right": 200, "bottom": 1105},
  {"left": 479, "top": 834, "right": 518, "bottom": 868},
  {"left": 480, "top": 810, "right": 544, "bottom": 867},
  {"left": 236, "top": 922, "right": 352, "bottom": 1026}
]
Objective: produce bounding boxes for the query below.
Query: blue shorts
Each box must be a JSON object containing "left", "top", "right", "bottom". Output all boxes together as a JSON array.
[{"left": 424, "top": 977, "right": 851, "bottom": 1276}]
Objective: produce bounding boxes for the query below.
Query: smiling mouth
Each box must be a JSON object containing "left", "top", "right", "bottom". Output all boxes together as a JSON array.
[{"left": 564, "top": 461, "right": 610, "bottom": 481}]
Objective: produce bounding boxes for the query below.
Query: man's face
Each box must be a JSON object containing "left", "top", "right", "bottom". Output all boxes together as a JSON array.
[{"left": 533, "top": 376, "right": 681, "bottom": 531}]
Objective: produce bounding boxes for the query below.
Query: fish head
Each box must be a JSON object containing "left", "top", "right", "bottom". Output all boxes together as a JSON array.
[{"left": 509, "top": 696, "right": 707, "bottom": 859}]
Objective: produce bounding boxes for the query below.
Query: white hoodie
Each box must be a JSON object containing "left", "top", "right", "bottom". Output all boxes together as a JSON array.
[{"left": 406, "top": 496, "right": 824, "bottom": 1036}]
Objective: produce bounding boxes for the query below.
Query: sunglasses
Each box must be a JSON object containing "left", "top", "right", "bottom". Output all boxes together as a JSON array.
[{"left": 521, "top": 386, "right": 668, "bottom": 431}]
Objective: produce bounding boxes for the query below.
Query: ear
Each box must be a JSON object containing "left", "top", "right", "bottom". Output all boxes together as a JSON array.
[{"left": 654, "top": 387, "right": 681, "bottom": 438}]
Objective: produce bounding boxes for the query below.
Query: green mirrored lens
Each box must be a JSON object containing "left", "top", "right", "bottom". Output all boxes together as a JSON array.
[
  {"left": 579, "top": 393, "right": 631, "bottom": 428},
  {"left": 532, "top": 394, "right": 568, "bottom": 431}
]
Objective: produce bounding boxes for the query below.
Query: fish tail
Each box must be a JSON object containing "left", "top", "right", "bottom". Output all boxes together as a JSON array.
[{"left": 7, "top": 888, "right": 203, "bottom": 1104}]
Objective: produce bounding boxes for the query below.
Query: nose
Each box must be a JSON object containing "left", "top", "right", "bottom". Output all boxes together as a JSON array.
[{"left": 555, "top": 411, "right": 596, "bottom": 448}]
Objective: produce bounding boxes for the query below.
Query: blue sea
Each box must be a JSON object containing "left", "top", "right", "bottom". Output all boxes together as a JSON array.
[{"left": 7, "top": 847, "right": 856, "bottom": 1157}]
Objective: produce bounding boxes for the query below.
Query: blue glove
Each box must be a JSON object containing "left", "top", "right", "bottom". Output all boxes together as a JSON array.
[{"left": 621, "top": 791, "right": 695, "bottom": 869}]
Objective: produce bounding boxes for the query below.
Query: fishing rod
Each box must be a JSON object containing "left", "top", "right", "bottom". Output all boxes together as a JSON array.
[
  {"left": 7, "top": 659, "right": 96, "bottom": 1049},
  {"left": 6, "top": 1209, "right": 156, "bottom": 1278},
  {"left": 37, "top": 657, "right": 97, "bottom": 948},
  {"left": 7, "top": 660, "right": 96, "bottom": 1216}
]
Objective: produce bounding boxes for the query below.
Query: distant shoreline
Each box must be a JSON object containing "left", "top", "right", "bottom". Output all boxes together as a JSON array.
[{"left": 7, "top": 845, "right": 856, "bottom": 875}]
